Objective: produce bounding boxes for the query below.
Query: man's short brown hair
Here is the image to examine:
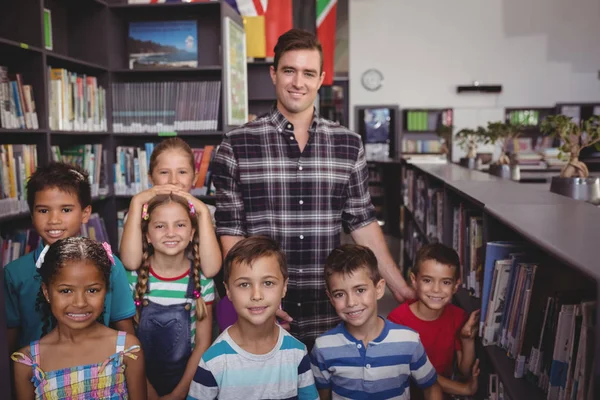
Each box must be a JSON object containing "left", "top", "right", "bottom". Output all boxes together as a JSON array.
[
  {"left": 324, "top": 244, "right": 381, "bottom": 291},
  {"left": 273, "top": 28, "right": 324, "bottom": 74},
  {"left": 223, "top": 236, "right": 288, "bottom": 284},
  {"left": 411, "top": 243, "right": 460, "bottom": 280}
]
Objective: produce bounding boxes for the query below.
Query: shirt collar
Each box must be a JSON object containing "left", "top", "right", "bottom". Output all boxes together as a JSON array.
[
  {"left": 340, "top": 316, "right": 390, "bottom": 344},
  {"left": 268, "top": 104, "right": 320, "bottom": 135}
]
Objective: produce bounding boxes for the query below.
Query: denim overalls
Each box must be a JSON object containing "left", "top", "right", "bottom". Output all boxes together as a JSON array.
[{"left": 137, "top": 264, "right": 196, "bottom": 396}]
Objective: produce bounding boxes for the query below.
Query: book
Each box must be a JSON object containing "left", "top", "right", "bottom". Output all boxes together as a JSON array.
[{"left": 128, "top": 20, "right": 198, "bottom": 69}]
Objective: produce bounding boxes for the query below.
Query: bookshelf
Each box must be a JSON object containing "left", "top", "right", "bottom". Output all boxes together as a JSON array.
[
  {"left": 402, "top": 108, "right": 453, "bottom": 158},
  {"left": 401, "top": 162, "right": 599, "bottom": 400},
  {"left": 0, "top": 2, "right": 241, "bottom": 395}
]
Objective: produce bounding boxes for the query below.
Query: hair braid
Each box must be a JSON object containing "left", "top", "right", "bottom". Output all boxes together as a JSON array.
[
  {"left": 192, "top": 240, "right": 207, "bottom": 321},
  {"left": 134, "top": 243, "right": 152, "bottom": 324},
  {"left": 35, "top": 287, "right": 55, "bottom": 337}
]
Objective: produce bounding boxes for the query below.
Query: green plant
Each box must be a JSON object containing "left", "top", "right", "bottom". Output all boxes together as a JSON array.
[
  {"left": 485, "top": 121, "right": 523, "bottom": 165},
  {"left": 455, "top": 127, "right": 486, "bottom": 159},
  {"left": 436, "top": 124, "right": 453, "bottom": 155},
  {"left": 541, "top": 115, "right": 600, "bottom": 178}
]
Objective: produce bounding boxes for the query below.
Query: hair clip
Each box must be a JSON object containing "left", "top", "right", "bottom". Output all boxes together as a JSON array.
[
  {"left": 193, "top": 289, "right": 201, "bottom": 299},
  {"left": 69, "top": 169, "right": 85, "bottom": 181},
  {"left": 142, "top": 203, "right": 149, "bottom": 220},
  {"left": 102, "top": 242, "right": 115, "bottom": 265},
  {"left": 188, "top": 201, "right": 196, "bottom": 216},
  {"left": 134, "top": 299, "right": 141, "bottom": 307}
]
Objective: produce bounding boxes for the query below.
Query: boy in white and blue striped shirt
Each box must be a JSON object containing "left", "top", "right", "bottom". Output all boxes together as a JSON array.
[
  {"left": 310, "top": 245, "right": 442, "bottom": 400},
  {"left": 187, "top": 236, "right": 318, "bottom": 400}
]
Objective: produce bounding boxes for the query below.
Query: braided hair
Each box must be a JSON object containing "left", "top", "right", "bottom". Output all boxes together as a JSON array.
[
  {"left": 136, "top": 193, "right": 207, "bottom": 324},
  {"left": 35, "top": 237, "right": 112, "bottom": 336}
]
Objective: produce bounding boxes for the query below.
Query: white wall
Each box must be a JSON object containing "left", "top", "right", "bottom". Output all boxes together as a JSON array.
[{"left": 349, "top": 0, "right": 600, "bottom": 160}]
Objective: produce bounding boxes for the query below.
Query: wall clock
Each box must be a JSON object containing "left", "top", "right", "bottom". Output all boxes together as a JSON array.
[{"left": 361, "top": 69, "right": 383, "bottom": 91}]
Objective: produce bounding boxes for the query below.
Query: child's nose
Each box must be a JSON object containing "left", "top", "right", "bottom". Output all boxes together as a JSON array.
[
  {"left": 73, "top": 292, "right": 87, "bottom": 307},
  {"left": 251, "top": 286, "right": 263, "bottom": 301}
]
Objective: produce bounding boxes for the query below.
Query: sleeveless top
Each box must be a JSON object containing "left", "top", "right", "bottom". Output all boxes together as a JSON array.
[{"left": 11, "top": 331, "right": 140, "bottom": 399}]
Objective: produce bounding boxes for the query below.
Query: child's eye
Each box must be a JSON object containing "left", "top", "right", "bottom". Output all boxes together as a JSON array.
[
  {"left": 88, "top": 288, "right": 101, "bottom": 294},
  {"left": 155, "top": 224, "right": 164, "bottom": 229},
  {"left": 239, "top": 282, "right": 249, "bottom": 288},
  {"left": 333, "top": 293, "right": 344, "bottom": 298},
  {"left": 423, "top": 278, "right": 431, "bottom": 283},
  {"left": 179, "top": 170, "right": 188, "bottom": 175},
  {"left": 264, "top": 281, "right": 274, "bottom": 287},
  {"left": 37, "top": 209, "right": 48, "bottom": 214},
  {"left": 357, "top": 288, "right": 366, "bottom": 294},
  {"left": 443, "top": 281, "right": 453, "bottom": 286},
  {"left": 62, "top": 208, "right": 73, "bottom": 213},
  {"left": 59, "top": 289, "right": 72, "bottom": 294},
  {"left": 177, "top": 223, "right": 186, "bottom": 228}
]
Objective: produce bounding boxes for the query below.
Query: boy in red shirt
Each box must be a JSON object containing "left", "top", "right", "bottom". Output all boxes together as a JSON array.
[{"left": 388, "top": 243, "right": 480, "bottom": 397}]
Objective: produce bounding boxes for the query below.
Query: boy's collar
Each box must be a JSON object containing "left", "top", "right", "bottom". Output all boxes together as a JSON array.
[{"left": 340, "top": 316, "right": 389, "bottom": 344}]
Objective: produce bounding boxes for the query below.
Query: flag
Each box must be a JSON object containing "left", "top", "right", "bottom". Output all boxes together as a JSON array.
[
  {"left": 316, "top": 0, "right": 337, "bottom": 86},
  {"left": 292, "top": 0, "right": 316, "bottom": 34},
  {"left": 224, "top": 0, "right": 267, "bottom": 16}
]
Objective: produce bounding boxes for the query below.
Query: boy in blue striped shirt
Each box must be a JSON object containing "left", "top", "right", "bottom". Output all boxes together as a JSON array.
[
  {"left": 310, "top": 245, "right": 442, "bottom": 400},
  {"left": 187, "top": 236, "right": 318, "bottom": 400}
]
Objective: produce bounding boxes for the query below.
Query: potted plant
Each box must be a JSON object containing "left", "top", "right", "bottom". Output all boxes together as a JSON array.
[
  {"left": 455, "top": 127, "right": 486, "bottom": 169},
  {"left": 540, "top": 115, "right": 600, "bottom": 204},
  {"left": 485, "top": 121, "right": 522, "bottom": 179},
  {"left": 436, "top": 124, "right": 453, "bottom": 160}
]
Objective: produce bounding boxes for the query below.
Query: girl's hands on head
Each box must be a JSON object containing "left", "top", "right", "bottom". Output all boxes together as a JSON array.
[{"left": 132, "top": 184, "right": 183, "bottom": 206}]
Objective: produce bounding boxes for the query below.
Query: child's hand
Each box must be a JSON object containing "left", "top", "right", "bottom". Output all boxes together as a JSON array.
[
  {"left": 132, "top": 184, "right": 182, "bottom": 206},
  {"left": 171, "top": 190, "right": 211, "bottom": 217},
  {"left": 460, "top": 309, "right": 480, "bottom": 340},
  {"left": 466, "top": 359, "right": 480, "bottom": 395}
]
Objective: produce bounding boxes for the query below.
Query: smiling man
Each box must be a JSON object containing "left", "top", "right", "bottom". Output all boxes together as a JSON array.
[{"left": 213, "top": 29, "right": 414, "bottom": 350}]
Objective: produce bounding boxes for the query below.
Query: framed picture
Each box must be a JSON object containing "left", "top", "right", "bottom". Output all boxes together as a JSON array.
[{"left": 223, "top": 17, "right": 248, "bottom": 126}]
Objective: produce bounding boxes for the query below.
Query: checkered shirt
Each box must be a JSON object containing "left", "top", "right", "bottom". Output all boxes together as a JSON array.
[{"left": 213, "top": 106, "right": 376, "bottom": 343}]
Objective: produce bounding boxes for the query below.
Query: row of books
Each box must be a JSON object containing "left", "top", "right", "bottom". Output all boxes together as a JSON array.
[
  {"left": 480, "top": 243, "right": 596, "bottom": 400},
  {"left": 402, "top": 139, "right": 442, "bottom": 154},
  {"left": 402, "top": 167, "right": 596, "bottom": 400},
  {"left": 0, "top": 213, "right": 109, "bottom": 267},
  {"left": 506, "top": 110, "right": 540, "bottom": 126},
  {"left": 111, "top": 81, "right": 221, "bottom": 133},
  {"left": 0, "top": 66, "right": 39, "bottom": 130},
  {"left": 406, "top": 111, "right": 438, "bottom": 131},
  {"left": 0, "top": 144, "right": 38, "bottom": 217},
  {"left": 114, "top": 143, "right": 217, "bottom": 196},
  {"left": 49, "top": 67, "right": 107, "bottom": 132},
  {"left": 559, "top": 105, "right": 600, "bottom": 125},
  {"left": 51, "top": 144, "right": 110, "bottom": 198}
]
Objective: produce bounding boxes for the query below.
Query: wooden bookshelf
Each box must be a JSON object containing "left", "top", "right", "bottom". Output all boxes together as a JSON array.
[
  {"left": 0, "top": 2, "right": 243, "bottom": 395},
  {"left": 402, "top": 108, "right": 452, "bottom": 158},
  {"left": 402, "top": 162, "right": 600, "bottom": 399}
]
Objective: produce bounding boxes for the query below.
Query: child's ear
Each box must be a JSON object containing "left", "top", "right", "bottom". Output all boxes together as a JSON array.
[
  {"left": 189, "top": 227, "right": 196, "bottom": 243},
  {"left": 453, "top": 278, "right": 461, "bottom": 293},
  {"left": 409, "top": 272, "right": 417, "bottom": 287},
  {"left": 224, "top": 282, "right": 230, "bottom": 299},
  {"left": 375, "top": 278, "right": 386, "bottom": 300},
  {"left": 81, "top": 205, "right": 92, "bottom": 224},
  {"left": 148, "top": 174, "right": 154, "bottom": 186},
  {"left": 281, "top": 278, "right": 288, "bottom": 299},
  {"left": 326, "top": 289, "right": 335, "bottom": 306},
  {"left": 42, "top": 283, "right": 50, "bottom": 303}
]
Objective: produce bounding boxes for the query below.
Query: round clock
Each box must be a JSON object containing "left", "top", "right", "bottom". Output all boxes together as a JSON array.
[{"left": 361, "top": 69, "right": 384, "bottom": 91}]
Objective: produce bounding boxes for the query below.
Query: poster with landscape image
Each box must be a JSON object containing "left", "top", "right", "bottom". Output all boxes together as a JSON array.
[
  {"left": 128, "top": 20, "right": 198, "bottom": 69},
  {"left": 223, "top": 17, "right": 248, "bottom": 126}
]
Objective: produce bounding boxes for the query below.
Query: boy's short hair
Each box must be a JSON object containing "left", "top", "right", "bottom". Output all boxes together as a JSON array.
[
  {"left": 324, "top": 244, "right": 381, "bottom": 290},
  {"left": 273, "top": 28, "right": 324, "bottom": 74},
  {"left": 412, "top": 243, "right": 460, "bottom": 280},
  {"left": 223, "top": 236, "right": 288, "bottom": 284},
  {"left": 26, "top": 162, "right": 91, "bottom": 213}
]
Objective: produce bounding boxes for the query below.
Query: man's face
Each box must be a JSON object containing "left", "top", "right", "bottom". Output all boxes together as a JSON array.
[{"left": 270, "top": 49, "right": 324, "bottom": 117}]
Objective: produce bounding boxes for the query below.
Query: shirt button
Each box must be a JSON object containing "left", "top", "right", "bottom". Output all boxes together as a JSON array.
[
  {"left": 357, "top": 344, "right": 362, "bottom": 349},
  {"left": 287, "top": 124, "right": 292, "bottom": 129},
  {"left": 366, "top": 364, "right": 371, "bottom": 369},
  {"left": 290, "top": 136, "right": 294, "bottom": 141},
  {"left": 299, "top": 200, "right": 304, "bottom": 205},
  {"left": 299, "top": 269, "right": 303, "bottom": 273},
  {"left": 299, "top": 166, "right": 303, "bottom": 171},
  {"left": 297, "top": 303, "right": 302, "bottom": 307},
  {"left": 299, "top": 235, "right": 304, "bottom": 239}
]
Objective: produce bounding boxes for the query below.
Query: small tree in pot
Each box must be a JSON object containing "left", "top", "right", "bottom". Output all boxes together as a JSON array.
[
  {"left": 541, "top": 115, "right": 600, "bottom": 178},
  {"left": 455, "top": 126, "right": 487, "bottom": 168},
  {"left": 486, "top": 121, "right": 522, "bottom": 166},
  {"left": 540, "top": 114, "right": 600, "bottom": 204}
]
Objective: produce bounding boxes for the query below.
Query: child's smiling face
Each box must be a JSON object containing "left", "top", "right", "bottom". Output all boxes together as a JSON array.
[
  {"left": 42, "top": 260, "right": 107, "bottom": 330},
  {"left": 410, "top": 259, "right": 460, "bottom": 312}
]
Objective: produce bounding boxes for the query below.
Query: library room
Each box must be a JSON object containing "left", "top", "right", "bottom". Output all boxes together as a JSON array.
[{"left": 0, "top": 0, "right": 598, "bottom": 399}]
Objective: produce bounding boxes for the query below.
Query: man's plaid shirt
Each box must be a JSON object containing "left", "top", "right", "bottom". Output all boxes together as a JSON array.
[{"left": 213, "top": 107, "right": 376, "bottom": 343}]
